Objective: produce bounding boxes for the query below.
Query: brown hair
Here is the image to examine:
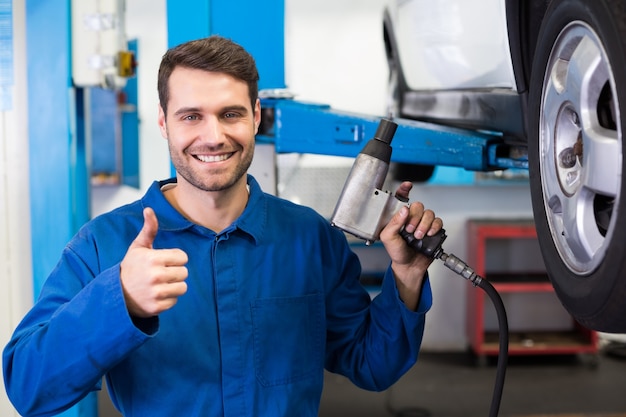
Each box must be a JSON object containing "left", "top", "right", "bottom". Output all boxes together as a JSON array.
[{"left": 157, "top": 35, "right": 260, "bottom": 116}]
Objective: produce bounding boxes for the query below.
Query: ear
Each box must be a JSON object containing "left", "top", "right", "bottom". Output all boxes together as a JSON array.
[
  {"left": 253, "top": 98, "right": 261, "bottom": 134},
  {"left": 157, "top": 104, "right": 168, "bottom": 139}
]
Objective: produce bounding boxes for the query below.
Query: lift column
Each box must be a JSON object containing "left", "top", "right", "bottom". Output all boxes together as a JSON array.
[
  {"left": 25, "top": 0, "right": 92, "bottom": 416},
  {"left": 166, "top": 0, "right": 286, "bottom": 89}
]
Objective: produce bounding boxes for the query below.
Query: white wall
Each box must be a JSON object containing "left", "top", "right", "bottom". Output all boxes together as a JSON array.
[
  {"left": 0, "top": 1, "right": 32, "bottom": 416},
  {"left": 285, "top": 0, "right": 390, "bottom": 116}
]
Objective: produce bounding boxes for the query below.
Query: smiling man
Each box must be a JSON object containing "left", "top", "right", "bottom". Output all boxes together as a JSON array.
[{"left": 3, "top": 36, "right": 443, "bottom": 417}]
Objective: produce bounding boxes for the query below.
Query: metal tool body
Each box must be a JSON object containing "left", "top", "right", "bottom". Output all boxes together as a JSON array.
[
  {"left": 331, "top": 119, "right": 405, "bottom": 244},
  {"left": 331, "top": 118, "right": 447, "bottom": 254}
]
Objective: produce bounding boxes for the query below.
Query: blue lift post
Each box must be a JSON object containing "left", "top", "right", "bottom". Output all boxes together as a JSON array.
[
  {"left": 25, "top": 0, "right": 94, "bottom": 416},
  {"left": 166, "top": 0, "right": 285, "bottom": 89}
]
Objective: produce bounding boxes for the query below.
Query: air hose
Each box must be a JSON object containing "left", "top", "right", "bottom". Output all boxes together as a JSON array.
[
  {"left": 384, "top": 250, "right": 508, "bottom": 417},
  {"left": 440, "top": 252, "right": 509, "bottom": 417}
]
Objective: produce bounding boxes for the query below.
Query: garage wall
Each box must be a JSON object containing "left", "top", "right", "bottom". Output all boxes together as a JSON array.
[
  {"left": 0, "top": 1, "right": 32, "bottom": 416},
  {"left": 285, "top": 0, "right": 390, "bottom": 116}
]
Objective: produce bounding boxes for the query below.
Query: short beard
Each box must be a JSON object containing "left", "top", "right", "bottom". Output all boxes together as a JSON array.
[{"left": 168, "top": 141, "right": 254, "bottom": 192}]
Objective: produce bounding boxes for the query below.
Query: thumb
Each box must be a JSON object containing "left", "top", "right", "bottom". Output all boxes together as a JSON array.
[
  {"left": 394, "top": 181, "right": 413, "bottom": 202},
  {"left": 131, "top": 207, "right": 159, "bottom": 249}
]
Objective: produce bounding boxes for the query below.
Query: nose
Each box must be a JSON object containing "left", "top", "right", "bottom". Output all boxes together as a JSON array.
[{"left": 200, "top": 116, "right": 225, "bottom": 145}]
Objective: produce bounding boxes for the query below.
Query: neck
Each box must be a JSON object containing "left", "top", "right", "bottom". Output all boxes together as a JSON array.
[{"left": 164, "top": 177, "right": 249, "bottom": 233}]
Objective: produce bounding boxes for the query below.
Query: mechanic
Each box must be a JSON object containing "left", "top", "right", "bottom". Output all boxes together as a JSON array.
[{"left": 3, "top": 35, "right": 443, "bottom": 417}]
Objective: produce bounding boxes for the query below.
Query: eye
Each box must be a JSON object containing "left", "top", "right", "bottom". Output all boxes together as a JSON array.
[
  {"left": 182, "top": 114, "right": 200, "bottom": 121},
  {"left": 223, "top": 111, "right": 241, "bottom": 119}
]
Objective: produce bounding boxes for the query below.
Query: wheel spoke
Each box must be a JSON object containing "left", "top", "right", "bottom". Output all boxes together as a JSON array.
[
  {"left": 540, "top": 80, "right": 562, "bottom": 168},
  {"left": 543, "top": 168, "right": 597, "bottom": 265},
  {"left": 565, "top": 34, "right": 620, "bottom": 196},
  {"left": 567, "top": 34, "right": 604, "bottom": 95},
  {"left": 560, "top": 188, "right": 603, "bottom": 264},
  {"left": 580, "top": 128, "right": 620, "bottom": 196}
]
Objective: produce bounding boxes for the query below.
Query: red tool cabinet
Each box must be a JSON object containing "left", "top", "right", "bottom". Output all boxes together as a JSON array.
[{"left": 466, "top": 219, "right": 598, "bottom": 364}]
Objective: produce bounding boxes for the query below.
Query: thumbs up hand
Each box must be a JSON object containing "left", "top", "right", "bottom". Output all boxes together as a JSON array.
[{"left": 120, "top": 207, "right": 189, "bottom": 318}]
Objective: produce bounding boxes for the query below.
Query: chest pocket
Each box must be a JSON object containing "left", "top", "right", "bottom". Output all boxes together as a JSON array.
[{"left": 251, "top": 293, "right": 324, "bottom": 387}]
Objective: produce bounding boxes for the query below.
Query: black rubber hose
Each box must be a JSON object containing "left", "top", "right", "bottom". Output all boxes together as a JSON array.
[{"left": 476, "top": 278, "right": 509, "bottom": 417}]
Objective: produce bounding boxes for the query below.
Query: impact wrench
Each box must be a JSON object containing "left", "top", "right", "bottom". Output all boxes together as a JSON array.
[{"left": 330, "top": 118, "right": 509, "bottom": 417}]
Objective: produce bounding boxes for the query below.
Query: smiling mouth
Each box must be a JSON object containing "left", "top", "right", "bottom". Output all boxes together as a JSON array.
[{"left": 194, "top": 152, "right": 234, "bottom": 163}]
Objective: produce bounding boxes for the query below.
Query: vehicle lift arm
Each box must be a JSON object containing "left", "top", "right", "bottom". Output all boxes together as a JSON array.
[{"left": 258, "top": 97, "right": 528, "bottom": 172}]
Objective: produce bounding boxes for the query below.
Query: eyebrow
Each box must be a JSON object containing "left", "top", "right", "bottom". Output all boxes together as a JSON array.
[
  {"left": 172, "top": 106, "right": 201, "bottom": 117},
  {"left": 222, "top": 105, "right": 250, "bottom": 115},
  {"left": 172, "top": 105, "right": 250, "bottom": 117}
]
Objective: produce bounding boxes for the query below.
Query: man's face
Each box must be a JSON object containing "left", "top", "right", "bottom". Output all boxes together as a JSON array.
[{"left": 158, "top": 66, "right": 260, "bottom": 192}]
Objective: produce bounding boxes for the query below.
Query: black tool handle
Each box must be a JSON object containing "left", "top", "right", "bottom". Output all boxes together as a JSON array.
[{"left": 400, "top": 228, "right": 447, "bottom": 259}]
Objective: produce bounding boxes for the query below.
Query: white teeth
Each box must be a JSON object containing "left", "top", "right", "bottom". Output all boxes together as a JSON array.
[{"left": 196, "top": 153, "right": 232, "bottom": 162}]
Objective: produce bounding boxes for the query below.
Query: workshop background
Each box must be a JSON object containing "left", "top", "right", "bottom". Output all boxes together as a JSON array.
[
  {"left": 89, "top": 0, "right": 541, "bottom": 353},
  {"left": 90, "top": 0, "right": 538, "bottom": 353},
  {"left": 1, "top": 0, "right": 625, "bottom": 417}
]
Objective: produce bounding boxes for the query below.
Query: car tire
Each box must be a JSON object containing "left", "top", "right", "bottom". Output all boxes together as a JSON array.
[{"left": 528, "top": 0, "right": 626, "bottom": 332}]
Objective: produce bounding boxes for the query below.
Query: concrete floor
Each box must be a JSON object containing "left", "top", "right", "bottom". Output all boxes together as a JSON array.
[
  {"left": 98, "top": 342, "right": 626, "bottom": 416},
  {"left": 319, "top": 343, "right": 626, "bottom": 417}
]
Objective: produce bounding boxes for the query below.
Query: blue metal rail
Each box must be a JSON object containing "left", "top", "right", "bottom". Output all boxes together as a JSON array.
[{"left": 259, "top": 98, "right": 528, "bottom": 172}]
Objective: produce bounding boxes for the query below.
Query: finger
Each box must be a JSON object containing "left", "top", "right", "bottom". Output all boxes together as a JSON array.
[
  {"left": 158, "top": 280, "right": 188, "bottom": 298},
  {"left": 154, "top": 248, "right": 189, "bottom": 267},
  {"left": 412, "top": 209, "right": 437, "bottom": 239},
  {"left": 384, "top": 204, "right": 411, "bottom": 236},
  {"left": 403, "top": 202, "right": 425, "bottom": 234},
  {"left": 427, "top": 217, "right": 444, "bottom": 236},
  {"left": 131, "top": 208, "right": 159, "bottom": 249},
  {"left": 394, "top": 181, "right": 413, "bottom": 202},
  {"left": 162, "top": 265, "right": 188, "bottom": 283},
  {"left": 141, "top": 281, "right": 188, "bottom": 317}
]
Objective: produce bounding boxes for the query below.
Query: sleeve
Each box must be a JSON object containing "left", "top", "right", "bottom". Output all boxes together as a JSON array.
[
  {"left": 323, "top": 236, "right": 432, "bottom": 392},
  {"left": 2, "top": 243, "right": 157, "bottom": 417}
]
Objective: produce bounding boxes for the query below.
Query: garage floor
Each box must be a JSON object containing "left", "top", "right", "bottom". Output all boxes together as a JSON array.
[
  {"left": 97, "top": 342, "right": 626, "bottom": 417},
  {"left": 319, "top": 342, "right": 626, "bottom": 417}
]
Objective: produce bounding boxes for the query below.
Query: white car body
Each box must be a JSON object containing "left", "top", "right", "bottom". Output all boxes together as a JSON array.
[{"left": 390, "top": 0, "right": 516, "bottom": 90}]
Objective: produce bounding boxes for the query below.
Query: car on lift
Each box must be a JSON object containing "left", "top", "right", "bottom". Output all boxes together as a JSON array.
[{"left": 382, "top": 0, "right": 626, "bottom": 332}]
